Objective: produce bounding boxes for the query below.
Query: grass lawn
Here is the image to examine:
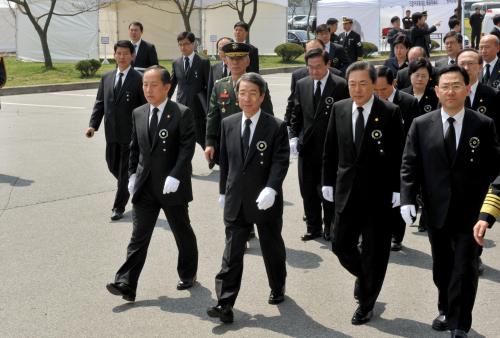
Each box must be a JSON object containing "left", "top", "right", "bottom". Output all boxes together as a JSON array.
[{"left": 2, "top": 51, "right": 446, "bottom": 88}]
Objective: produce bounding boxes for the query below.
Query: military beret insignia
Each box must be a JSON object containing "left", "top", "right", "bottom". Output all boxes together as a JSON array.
[
  {"left": 424, "top": 105, "right": 432, "bottom": 112},
  {"left": 469, "top": 137, "right": 480, "bottom": 149},
  {"left": 371, "top": 129, "right": 382, "bottom": 140},
  {"left": 478, "top": 106, "right": 487, "bottom": 114},
  {"left": 325, "top": 97, "right": 334, "bottom": 105},
  {"left": 159, "top": 129, "right": 168, "bottom": 139},
  {"left": 256, "top": 141, "right": 267, "bottom": 151}
]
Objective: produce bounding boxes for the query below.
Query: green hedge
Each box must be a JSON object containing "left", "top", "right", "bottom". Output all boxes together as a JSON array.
[
  {"left": 274, "top": 43, "right": 305, "bottom": 62},
  {"left": 75, "top": 59, "right": 101, "bottom": 78}
]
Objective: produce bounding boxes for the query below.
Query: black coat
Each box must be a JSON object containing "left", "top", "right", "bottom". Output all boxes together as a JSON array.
[
  {"left": 290, "top": 72, "right": 349, "bottom": 161},
  {"left": 391, "top": 89, "right": 421, "bottom": 136},
  {"left": 468, "top": 82, "right": 500, "bottom": 134},
  {"left": 89, "top": 68, "right": 146, "bottom": 144},
  {"left": 383, "top": 57, "right": 408, "bottom": 78},
  {"left": 219, "top": 111, "right": 289, "bottom": 224},
  {"left": 338, "top": 30, "right": 363, "bottom": 63},
  {"left": 469, "top": 13, "right": 484, "bottom": 32},
  {"left": 401, "top": 108, "right": 500, "bottom": 230},
  {"left": 401, "top": 86, "right": 439, "bottom": 115},
  {"left": 326, "top": 42, "right": 349, "bottom": 76},
  {"left": 248, "top": 43, "right": 260, "bottom": 73},
  {"left": 481, "top": 60, "right": 500, "bottom": 88},
  {"left": 169, "top": 53, "right": 211, "bottom": 107},
  {"left": 133, "top": 39, "right": 159, "bottom": 69},
  {"left": 434, "top": 57, "right": 454, "bottom": 70},
  {"left": 409, "top": 25, "right": 437, "bottom": 56},
  {"left": 322, "top": 96, "right": 404, "bottom": 213},
  {"left": 129, "top": 100, "right": 196, "bottom": 205}
]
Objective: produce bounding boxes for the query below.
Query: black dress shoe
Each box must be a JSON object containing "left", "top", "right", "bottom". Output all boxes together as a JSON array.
[
  {"left": 450, "top": 329, "right": 468, "bottom": 338},
  {"left": 268, "top": 289, "right": 285, "bottom": 304},
  {"left": 418, "top": 224, "right": 427, "bottom": 232},
  {"left": 301, "top": 232, "right": 322, "bottom": 241},
  {"left": 207, "top": 304, "right": 234, "bottom": 323},
  {"left": 432, "top": 312, "right": 449, "bottom": 331},
  {"left": 391, "top": 241, "right": 402, "bottom": 251},
  {"left": 351, "top": 306, "right": 373, "bottom": 325},
  {"left": 111, "top": 209, "right": 124, "bottom": 221},
  {"left": 106, "top": 282, "right": 136, "bottom": 302},
  {"left": 177, "top": 277, "right": 196, "bottom": 290},
  {"left": 302, "top": 215, "right": 307, "bottom": 222}
]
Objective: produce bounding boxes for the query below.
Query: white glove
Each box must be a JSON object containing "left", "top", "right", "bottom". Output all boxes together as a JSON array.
[
  {"left": 218, "top": 194, "right": 225, "bottom": 209},
  {"left": 289, "top": 137, "right": 299, "bottom": 156},
  {"left": 256, "top": 187, "right": 277, "bottom": 210},
  {"left": 400, "top": 204, "right": 416, "bottom": 225},
  {"left": 128, "top": 174, "right": 136, "bottom": 195},
  {"left": 163, "top": 176, "right": 180, "bottom": 194},
  {"left": 322, "top": 186, "right": 334, "bottom": 202},
  {"left": 392, "top": 192, "right": 401, "bottom": 208}
]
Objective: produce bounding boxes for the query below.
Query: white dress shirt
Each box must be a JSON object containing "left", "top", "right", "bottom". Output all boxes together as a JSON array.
[
  {"left": 241, "top": 109, "right": 261, "bottom": 145},
  {"left": 441, "top": 108, "right": 465, "bottom": 148},
  {"left": 352, "top": 95, "right": 374, "bottom": 141},
  {"left": 313, "top": 71, "right": 330, "bottom": 96},
  {"left": 132, "top": 39, "right": 142, "bottom": 56},
  {"left": 149, "top": 97, "right": 169, "bottom": 125},
  {"left": 483, "top": 56, "right": 498, "bottom": 78},
  {"left": 115, "top": 65, "right": 131, "bottom": 87},
  {"left": 387, "top": 88, "right": 396, "bottom": 103},
  {"left": 324, "top": 42, "right": 331, "bottom": 54},
  {"left": 469, "top": 80, "right": 479, "bottom": 104}
]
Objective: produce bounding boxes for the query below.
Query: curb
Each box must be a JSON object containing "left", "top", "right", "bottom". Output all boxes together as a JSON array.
[{"left": 1, "top": 56, "right": 445, "bottom": 96}]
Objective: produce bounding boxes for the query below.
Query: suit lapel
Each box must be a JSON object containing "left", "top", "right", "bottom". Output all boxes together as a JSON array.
[
  {"left": 109, "top": 70, "right": 117, "bottom": 103},
  {"left": 314, "top": 75, "right": 333, "bottom": 119},
  {"left": 243, "top": 113, "right": 267, "bottom": 168},
  {"left": 429, "top": 111, "right": 450, "bottom": 165},
  {"left": 453, "top": 110, "right": 473, "bottom": 167},
  {"left": 115, "top": 69, "right": 133, "bottom": 103},
  {"left": 303, "top": 77, "right": 314, "bottom": 120},
  {"left": 151, "top": 100, "right": 174, "bottom": 150},
  {"left": 140, "top": 104, "right": 152, "bottom": 149},
  {"left": 357, "top": 97, "right": 380, "bottom": 159},
  {"left": 342, "top": 100, "right": 356, "bottom": 159}
]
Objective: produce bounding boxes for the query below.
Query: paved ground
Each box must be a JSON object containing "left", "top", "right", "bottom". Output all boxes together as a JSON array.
[{"left": 1, "top": 74, "right": 499, "bottom": 338}]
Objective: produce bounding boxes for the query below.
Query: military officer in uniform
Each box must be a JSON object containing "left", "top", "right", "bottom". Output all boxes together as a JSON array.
[
  {"left": 106, "top": 66, "right": 199, "bottom": 302},
  {"left": 338, "top": 17, "right": 363, "bottom": 65},
  {"left": 207, "top": 73, "right": 289, "bottom": 324}
]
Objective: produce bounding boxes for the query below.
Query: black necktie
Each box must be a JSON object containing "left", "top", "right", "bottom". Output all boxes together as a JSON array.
[
  {"left": 449, "top": 59, "right": 455, "bottom": 65},
  {"left": 483, "top": 64, "right": 491, "bottom": 84},
  {"left": 149, "top": 107, "right": 159, "bottom": 144},
  {"left": 444, "top": 117, "right": 456, "bottom": 163},
  {"left": 223, "top": 64, "right": 228, "bottom": 77},
  {"left": 314, "top": 80, "right": 322, "bottom": 111},
  {"left": 242, "top": 119, "right": 252, "bottom": 157},
  {"left": 115, "top": 72, "right": 123, "bottom": 96},
  {"left": 354, "top": 107, "right": 365, "bottom": 154},
  {"left": 184, "top": 56, "right": 190, "bottom": 74}
]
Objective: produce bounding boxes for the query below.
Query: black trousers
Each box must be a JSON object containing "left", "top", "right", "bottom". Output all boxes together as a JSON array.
[
  {"left": 115, "top": 178, "right": 198, "bottom": 290},
  {"left": 332, "top": 194, "right": 392, "bottom": 312},
  {"left": 105, "top": 142, "right": 130, "bottom": 212},
  {"left": 391, "top": 206, "right": 406, "bottom": 243},
  {"left": 215, "top": 208, "right": 286, "bottom": 306},
  {"left": 298, "top": 155, "right": 334, "bottom": 233},
  {"left": 427, "top": 224, "right": 480, "bottom": 332},
  {"left": 471, "top": 30, "right": 481, "bottom": 49}
]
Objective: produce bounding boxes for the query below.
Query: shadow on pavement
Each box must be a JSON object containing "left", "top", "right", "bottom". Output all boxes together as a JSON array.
[
  {"left": 211, "top": 296, "right": 352, "bottom": 337},
  {"left": 192, "top": 170, "right": 219, "bottom": 182},
  {"left": 0, "top": 174, "right": 34, "bottom": 187},
  {"left": 388, "top": 246, "right": 433, "bottom": 270}
]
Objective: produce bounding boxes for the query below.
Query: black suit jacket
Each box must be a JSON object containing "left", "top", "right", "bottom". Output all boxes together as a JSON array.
[
  {"left": 322, "top": 96, "right": 404, "bottom": 213},
  {"left": 391, "top": 89, "right": 420, "bottom": 136},
  {"left": 435, "top": 57, "right": 454, "bottom": 70},
  {"left": 338, "top": 30, "right": 363, "bottom": 63},
  {"left": 247, "top": 44, "right": 260, "bottom": 73},
  {"left": 207, "top": 62, "right": 226, "bottom": 105},
  {"left": 169, "top": 53, "right": 211, "bottom": 107},
  {"left": 326, "top": 42, "right": 349, "bottom": 76},
  {"left": 129, "top": 100, "right": 196, "bottom": 205},
  {"left": 410, "top": 25, "right": 437, "bottom": 56},
  {"left": 396, "top": 66, "right": 437, "bottom": 90},
  {"left": 401, "top": 109, "right": 500, "bottom": 229},
  {"left": 133, "top": 39, "right": 159, "bottom": 69},
  {"left": 219, "top": 112, "right": 289, "bottom": 223},
  {"left": 290, "top": 73, "right": 349, "bottom": 160},
  {"left": 468, "top": 82, "right": 500, "bottom": 134},
  {"left": 401, "top": 86, "right": 439, "bottom": 115},
  {"left": 482, "top": 61, "right": 500, "bottom": 88},
  {"left": 383, "top": 57, "right": 408, "bottom": 77},
  {"left": 284, "top": 67, "right": 342, "bottom": 126},
  {"left": 89, "top": 68, "right": 146, "bottom": 144}
]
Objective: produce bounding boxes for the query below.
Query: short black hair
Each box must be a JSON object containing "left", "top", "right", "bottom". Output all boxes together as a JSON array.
[
  {"left": 393, "top": 34, "right": 410, "bottom": 49},
  {"left": 326, "top": 18, "right": 338, "bottom": 25},
  {"left": 177, "top": 31, "right": 195, "bottom": 43},
  {"left": 412, "top": 12, "right": 423, "bottom": 25},
  {"left": 346, "top": 61, "right": 377, "bottom": 83},
  {"left": 448, "top": 18, "right": 460, "bottom": 30},
  {"left": 493, "top": 14, "right": 500, "bottom": 26},
  {"left": 408, "top": 58, "right": 432, "bottom": 77},
  {"left": 216, "top": 36, "right": 234, "bottom": 50},
  {"left": 114, "top": 40, "right": 135, "bottom": 54},
  {"left": 129, "top": 21, "right": 143, "bottom": 32},
  {"left": 444, "top": 30, "right": 463, "bottom": 43},
  {"left": 376, "top": 66, "right": 395, "bottom": 84},
  {"left": 236, "top": 72, "right": 267, "bottom": 96},
  {"left": 457, "top": 47, "right": 483, "bottom": 64},
  {"left": 391, "top": 16, "right": 400, "bottom": 24},
  {"left": 304, "top": 48, "right": 329, "bottom": 65},
  {"left": 315, "top": 24, "right": 329, "bottom": 34},
  {"left": 437, "top": 64, "right": 470, "bottom": 85},
  {"left": 234, "top": 21, "right": 249, "bottom": 31},
  {"left": 144, "top": 65, "right": 171, "bottom": 85}
]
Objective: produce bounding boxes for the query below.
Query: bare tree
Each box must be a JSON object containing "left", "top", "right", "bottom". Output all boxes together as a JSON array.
[
  {"left": 305, "top": 0, "right": 317, "bottom": 39},
  {"left": 8, "top": 0, "right": 112, "bottom": 69},
  {"left": 132, "top": 0, "right": 196, "bottom": 32}
]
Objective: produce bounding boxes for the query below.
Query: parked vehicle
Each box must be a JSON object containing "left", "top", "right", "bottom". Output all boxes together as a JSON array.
[
  {"left": 288, "top": 15, "right": 307, "bottom": 28},
  {"left": 293, "top": 15, "right": 317, "bottom": 30},
  {"left": 481, "top": 8, "right": 500, "bottom": 34},
  {"left": 471, "top": 1, "right": 500, "bottom": 15},
  {"left": 288, "top": 30, "right": 311, "bottom": 47}
]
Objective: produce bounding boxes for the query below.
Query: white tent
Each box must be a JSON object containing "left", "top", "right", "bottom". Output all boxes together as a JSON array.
[{"left": 0, "top": 7, "right": 16, "bottom": 53}]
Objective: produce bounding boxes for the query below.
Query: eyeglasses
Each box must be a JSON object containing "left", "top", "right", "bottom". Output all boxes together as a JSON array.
[{"left": 438, "top": 84, "right": 465, "bottom": 92}]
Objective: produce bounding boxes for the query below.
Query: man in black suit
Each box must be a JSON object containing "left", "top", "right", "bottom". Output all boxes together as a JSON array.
[
  {"left": 458, "top": 48, "right": 500, "bottom": 132},
  {"left": 327, "top": 17, "right": 340, "bottom": 44},
  {"left": 403, "top": 9, "right": 412, "bottom": 30},
  {"left": 374, "top": 65, "right": 420, "bottom": 251},
  {"left": 284, "top": 39, "right": 343, "bottom": 128},
  {"left": 207, "top": 73, "right": 289, "bottom": 323},
  {"left": 479, "top": 35, "right": 500, "bottom": 88},
  {"left": 401, "top": 65, "right": 500, "bottom": 338},
  {"left": 410, "top": 12, "right": 441, "bottom": 57},
  {"left": 469, "top": 8, "right": 484, "bottom": 49},
  {"left": 86, "top": 40, "right": 146, "bottom": 221},
  {"left": 435, "top": 31, "right": 462, "bottom": 70},
  {"left": 338, "top": 17, "right": 363, "bottom": 65},
  {"left": 290, "top": 49, "right": 349, "bottom": 242},
  {"left": 168, "top": 31, "right": 211, "bottom": 148},
  {"left": 106, "top": 66, "right": 199, "bottom": 302},
  {"left": 316, "top": 24, "right": 349, "bottom": 76},
  {"left": 207, "top": 36, "right": 233, "bottom": 103},
  {"left": 490, "top": 14, "right": 500, "bottom": 44},
  {"left": 233, "top": 21, "right": 259, "bottom": 73},
  {"left": 322, "top": 61, "right": 403, "bottom": 325},
  {"left": 128, "top": 22, "right": 158, "bottom": 72}
]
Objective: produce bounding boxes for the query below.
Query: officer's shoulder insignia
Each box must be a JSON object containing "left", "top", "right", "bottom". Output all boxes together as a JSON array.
[
  {"left": 256, "top": 141, "right": 267, "bottom": 151},
  {"left": 469, "top": 137, "right": 480, "bottom": 148},
  {"left": 159, "top": 129, "right": 168, "bottom": 139},
  {"left": 478, "top": 106, "right": 487, "bottom": 114}
]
